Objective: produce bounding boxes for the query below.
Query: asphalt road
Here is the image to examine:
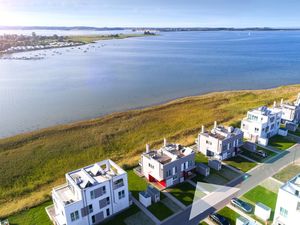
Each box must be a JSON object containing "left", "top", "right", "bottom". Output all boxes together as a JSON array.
[{"left": 161, "top": 143, "right": 300, "bottom": 225}]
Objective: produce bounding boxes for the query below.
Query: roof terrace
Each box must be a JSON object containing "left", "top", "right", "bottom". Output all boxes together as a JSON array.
[
  {"left": 201, "top": 122, "right": 242, "bottom": 141},
  {"left": 143, "top": 139, "right": 194, "bottom": 165},
  {"left": 281, "top": 173, "right": 300, "bottom": 198}
]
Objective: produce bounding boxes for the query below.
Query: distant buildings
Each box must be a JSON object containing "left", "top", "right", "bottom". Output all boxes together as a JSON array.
[
  {"left": 273, "top": 173, "right": 300, "bottom": 225},
  {"left": 241, "top": 104, "right": 282, "bottom": 146},
  {"left": 140, "top": 139, "right": 195, "bottom": 188},
  {"left": 46, "top": 159, "right": 130, "bottom": 225},
  {"left": 197, "top": 122, "right": 244, "bottom": 160},
  {"left": 277, "top": 94, "right": 300, "bottom": 125}
]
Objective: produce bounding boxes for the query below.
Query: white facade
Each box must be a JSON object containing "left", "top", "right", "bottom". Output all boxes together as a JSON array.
[
  {"left": 48, "top": 159, "right": 130, "bottom": 225},
  {"left": 241, "top": 105, "right": 282, "bottom": 146},
  {"left": 140, "top": 139, "right": 195, "bottom": 188},
  {"left": 254, "top": 202, "right": 271, "bottom": 221},
  {"left": 277, "top": 95, "right": 300, "bottom": 124},
  {"left": 139, "top": 192, "right": 152, "bottom": 207},
  {"left": 273, "top": 173, "right": 300, "bottom": 225},
  {"left": 197, "top": 122, "right": 244, "bottom": 160}
]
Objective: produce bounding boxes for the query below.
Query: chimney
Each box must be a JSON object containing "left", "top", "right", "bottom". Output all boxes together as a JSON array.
[
  {"left": 296, "top": 93, "right": 300, "bottom": 106},
  {"left": 214, "top": 121, "right": 217, "bottom": 129},
  {"left": 146, "top": 144, "right": 150, "bottom": 153},
  {"left": 280, "top": 98, "right": 283, "bottom": 106},
  {"left": 273, "top": 101, "right": 277, "bottom": 108},
  {"left": 164, "top": 138, "right": 167, "bottom": 147},
  {"left": 201, "top": 125, "right": 205, "bottom": 133}
]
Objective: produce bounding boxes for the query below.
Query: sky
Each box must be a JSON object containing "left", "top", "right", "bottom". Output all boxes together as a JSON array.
[{"left": 0, "top": 0, "right": 300, "bottom": 27}]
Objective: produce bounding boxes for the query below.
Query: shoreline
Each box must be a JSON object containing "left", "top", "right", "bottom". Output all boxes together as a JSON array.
[
  {"left": 1, "top": 83, "right": 300, "bottom": 218},
  {"left": 0, "top": 33, "right": 153, "bottom": 57},
  {"left": 1, "top": 83, "right": 299, "bottom": 140}
]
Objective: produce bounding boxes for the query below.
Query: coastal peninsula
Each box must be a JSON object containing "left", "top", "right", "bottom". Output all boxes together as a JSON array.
[{"left": 0, "top": 31, "right": 156, "bottom": 56}]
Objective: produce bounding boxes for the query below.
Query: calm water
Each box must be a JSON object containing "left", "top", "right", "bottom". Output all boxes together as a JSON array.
[{"left": 1, "top": 31, "right": 300, "bottom": 137}]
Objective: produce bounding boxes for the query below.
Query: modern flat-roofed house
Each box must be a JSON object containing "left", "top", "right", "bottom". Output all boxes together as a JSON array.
[
  {"left": 140, "top": 139, "right": 195, "bottom": 188},
  {"left": 46, "top": 159, "right": 130, "bottom": 225},
  {"left": 197, "top": 122, "right": 244, "bottom": 160},
  {"left": 241, "top": 104, "right": 282, "bottom": 146},
  {"left": 277, "top": 94, "right": 300, "bottom": 125},
  {"left": 273, "top": 173, "right": 300, "bottom": 225}
]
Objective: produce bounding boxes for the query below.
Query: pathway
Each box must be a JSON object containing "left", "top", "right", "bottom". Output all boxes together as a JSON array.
[
  {"left": 131, "top": 197, "right": 161, "bottom": 225},
  {"left": 162, "top": 190, "right": 187, "bottom": 210}
]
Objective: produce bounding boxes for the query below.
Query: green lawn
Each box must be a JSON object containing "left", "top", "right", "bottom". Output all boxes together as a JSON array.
[
  {"left": 192, "top": 164, "right": 240, "bottom": 186},
  {"left": 199, "top": 221, "right": 209, "bottom": 225},
  {"left": 218, "top": 207, "right": 240, "bottom": 225},
  {"left": 224, "top": 155, "right": 257, "bottom": 172},
  {"left": 7, "top": 200, "right": 52, "bottom": 225},
  {"left": 242, "top": 185, "right": 277, "bottom": 221},
  {"left": 147, "top": 201, "right": 174, "bottom": 221},
  {"left": 101, "top": 204, "right": 140, "bottom": 225},
  {"left": 193, "top": 153, "right": 240, "bottom": 185},
  {"left": 268, "top": 135, "right": 297, "bottom": 150},
  {"left": 289, "top": 128, "right": 300, "bottom": 137},
  {"left": 273, "top": 164, "right": 300, "bottom": 183},
  {"left": 127, "top": 170, "right": 148, "bottom": 199},
  {"left": 195, "top": 153, "right": 209, "bottom": 164},
  {"left": 240, "top": 147, "right": 277, "bottom": 163},
  {"left": 168, "top": 182, "right": 196, "bottom": 206},
  {"left": 127, "top": 170, "right": 174, "bottom": 221}
]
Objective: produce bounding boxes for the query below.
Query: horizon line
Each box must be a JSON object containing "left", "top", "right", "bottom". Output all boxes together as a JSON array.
[{"left": 1, "top": 25, "right": 300, "bottom": 30}]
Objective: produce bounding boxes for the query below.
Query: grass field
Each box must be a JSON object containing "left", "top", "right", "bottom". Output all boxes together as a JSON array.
[
  {"left": 199, "top": 221, "right": 209, "bottom": 225},
  {"left": 242, "top": 185, "right": 278, "bottom": 221},
  {"left": 193, "top": 153, "right": 240, "bottom": 185},
  {"left": 195, "top": 153, "right": 209, "bottom": 164},
  {"left": 193, "top": 165, "right": 240, "bottom": 186},
  {"left": 65, "top": 33, "right": 151, "bottom": 43},
  {"left": 289, "top": 128, "right": 300, "bottom": 137},
  {"left": 1, "top": 85, "right": 300, "bottom": 217},
  {"left": 268, "top": 135, "right": 297, "bottom": 150},
  {"left": 7, "top": 200, "right": 52, "bottom": 225},
  {"left": 240, "top": 147, "right": 277, "bottom": 163},
  {"left": 224, "top": 155, "right": 257, "bottom": 172},
  {"left": 147, "top": 201, "right": 174, "bottom": 221},
  {"left": 168, "top": 182, "right": 196, "bottom": 206},
  {"left": 273, "top": 163, "right": 300, "bottom": 182},
  {"left": 101, "top": 204, "right": 141, "bottom": 225},
  {"left": 218, "top": 207, "right": 240, "bottom": 224},
  {"left": 127, "top": 170, "right": 148, "bottom": 199}
]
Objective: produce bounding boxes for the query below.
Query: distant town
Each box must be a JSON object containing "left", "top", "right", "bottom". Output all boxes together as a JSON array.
[{"left": 0, "top": 30, "right": 156, "bottom": 57}]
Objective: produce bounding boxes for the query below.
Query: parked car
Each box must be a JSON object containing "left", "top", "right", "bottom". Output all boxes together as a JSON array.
[
  {"left": 255, "top": 150, "right": 268, "bottom": 158},
  {"left": 209, "top": 213, "right": 230, "bottom": 225},
  {"left": 230, "top": 198, "right": 253, "bottom": 213}
]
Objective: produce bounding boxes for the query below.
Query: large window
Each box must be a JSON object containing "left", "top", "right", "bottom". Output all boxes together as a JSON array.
[
  {"left": 279, "top": 207, "right": 288, "bottom": 218},
  {"left": 70, "top": 210, "right": 80, "bottom": 222},
  {"left": 113, "top": 178, "right": 124, "bottom": 189},
  {"left": 248, "top": 114, "right": 258, "bottom": 121},
  {"left": 90, "top": 190, "right": 95, "bottom": 199},
  {"left": 166, "top": 169, "right": 171, "bottom": 177},
  {"left": 92, "top": 215, "right": 96, "bottom": 223},
  {"left": 148, "top": 163, "right": 154, "bottom": 169},
  {"left": 90, "top": 186, "right": 106, "bottom": 199},
  {"left": 88, "top": 204, "right": 93, "bottom": 213},
  {"left": 118, "top": 190, "right": 125, "bottom": 199}
]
